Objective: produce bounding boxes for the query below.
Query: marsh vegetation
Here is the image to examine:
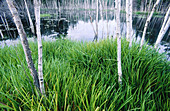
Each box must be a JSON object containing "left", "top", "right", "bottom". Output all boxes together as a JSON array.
[{"left": 0, "top": 0, "right": 169, "bottom": 110}]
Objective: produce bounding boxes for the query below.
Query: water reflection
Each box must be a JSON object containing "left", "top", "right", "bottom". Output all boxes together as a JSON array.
[{"left": 0, "top": 9, "right": 169, "bottom": 60}]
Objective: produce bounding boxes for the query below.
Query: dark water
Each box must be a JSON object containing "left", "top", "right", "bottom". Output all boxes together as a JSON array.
[{"left": 0, "top": 9, "right": 169, "bottom": 59}]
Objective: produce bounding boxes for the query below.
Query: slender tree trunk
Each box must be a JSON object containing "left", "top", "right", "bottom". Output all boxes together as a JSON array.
[
  {"left": 34, "top": 0, "right": 45, "bottom": 95},
  {"left": 0, "top": 30, "right": 4, "bottom": 39},
  {"left": 24, "top": 0, "right": 35, "bottom": 35},
  {"left": 99, "top": 0, "right": 104, "bottom": 38},
  {"left": 129, "top": 0, "right": 133, "bottom": 47},
  {"left": 148, "top": 0, "right": 153, "bottom": 12},
  {"left": 140, "top": 0, "right": 160, "bottom": 48},
  {"left": 105, "top": 1, "right": 109, "bottom": 37},
  {"left": 155, "top": 7, "right": 170, "bottom": 48},
  {"left": 115, "top": 0, "right": 122, "bottom": 84},
  {"left": 126, "top": 0, "right": 130, "bottom": 41},
  {"left": 6, "top": 0, "right": 40, "bottom": 89},
  {"left": 95, "top": 0, "right": 99, "bottom": 41},
  {"left": 90, "top": 16, "right": 97, "bottom": 36}
]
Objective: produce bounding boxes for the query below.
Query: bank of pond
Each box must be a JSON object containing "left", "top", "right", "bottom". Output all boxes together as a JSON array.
[{"left": 0, "top": 39, "right": 169, "bottom": 110}]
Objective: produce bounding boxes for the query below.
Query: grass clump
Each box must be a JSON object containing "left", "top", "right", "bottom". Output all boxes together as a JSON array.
[{"left": 0, "top": 39, "right": 169, "bottom": 110}]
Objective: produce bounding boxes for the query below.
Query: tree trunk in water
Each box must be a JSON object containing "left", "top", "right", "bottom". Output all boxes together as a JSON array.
[
  {"left": 115, "top": 0, "right": 122, "bottom": 84},
  {"left": 126, "top": 0, "right": 130, "bottom": 41},
  {"left": 126, "top": 0, "right": 133, "bottom": 47},
  {"left": 140, "top": 0, "right": 160, "bottom": 48},
  {"left": 95, "top": 0, "right": 99, "bottom": 41},
  {"left": 148, "top": 0, "right": 153, "bottom": 12},
  {"left": 129, "top": 0, "right": 133, "bottom": 47},
  {"left": 0, "top": 30, "right": 4, "bottom": 39},
  {"left": 6, "top": 0, "right": 40, "bottom": 90},
  {"left": 99, "top": 0, "right": 104, "bottom": 38},
  {"left": 34, "top": 0, "right": 45, "bottom": 95},
  {"left": 155, "top": 7, "right": 170, "bottom": 48},
  {"left": 105, "top": 1, "right": 109, "bottom": 37},
  {"left": 24, "top": 0, "right": 35, "bottom": 36}
]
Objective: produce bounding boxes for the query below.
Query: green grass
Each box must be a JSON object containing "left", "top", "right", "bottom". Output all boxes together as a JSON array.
[
  {"left": 134, "top": 11, "right": 163, "bottom": 16},
  {"left": 40, "top": 14, "right": 52, "bottom": 18},
  {"left": 0, "top": 39, "right": 169, "bottom": 110}
]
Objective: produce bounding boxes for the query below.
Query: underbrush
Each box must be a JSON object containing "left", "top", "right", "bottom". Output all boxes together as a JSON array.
[{"left": 0, "top": 39, "right": 169, "bottom": 110}]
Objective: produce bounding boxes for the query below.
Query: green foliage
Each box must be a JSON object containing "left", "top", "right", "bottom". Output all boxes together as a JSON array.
[
  {"left": 135, "top": 11, "right": 161, "bottom": 16},
  {"left": 40, "top": 14, "right": 52, "bottom": 18},
  {"left": 0, "top": 39, "right": 169, "bottom": 110}
]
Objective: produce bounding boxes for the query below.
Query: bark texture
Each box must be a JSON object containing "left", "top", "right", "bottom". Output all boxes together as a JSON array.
[
  {"left": 155, "top": 7, "right": 170, "bottom": 48},
  {"left": 0, "top": 30, "right": 4, "bottom": 39},
  {"left": 6, "top": 0, "right": 40, "bottom": 89},
  {"left": 126, "top": 0, "right": 130, "bottom": 41},
  {"left": 115, "top": 0, "right": 122, "bottom": 84},
  {"left": 95, "top": 0, "right": 99, "bottom": 41},
  {"left": 129, "top": 0, "right": 133, "bottom": 47},
  {"left": 99, "top": 0, "right": 104, "bottom": 38},
  {"left": 24, "top": 0, "right": 35, "bottom": 35},
  {"left": 34, "top": 0, "right": 45, "bottom": 95},
  {"left": 140, "top": 0, "right": 160, "bottom": 48}
]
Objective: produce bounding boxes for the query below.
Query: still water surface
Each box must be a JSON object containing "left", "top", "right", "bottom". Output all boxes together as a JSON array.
[{"left": 0, "top": 10, "right": 169, "bottom": 60}]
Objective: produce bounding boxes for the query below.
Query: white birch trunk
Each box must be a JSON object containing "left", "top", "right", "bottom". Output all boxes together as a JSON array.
[
  {"left": 99, "top": 0, "right": 104, "bottom": 38},
  {"left": 126, "top": 0, "right": 130, "bottom": 41},
  {"left": 90, "top": 16, "right": 97, "bottom": 36},
  {"left": 0, "top": 30, "right": 4, "bottom": 39},
  {"left": 140, "top": 0, "right": 160, "bottom": 48},
  {"left": 95, "top": 0, "right": 99, "bottom": 40},
  {"left": 24, "top": 0, "right": 35, "bottom": 35},
  {"left": 6, "top": 0, "right": 40, "bottom": 89},
  {"left": 106, "top": 1, "right": 109, "bottom": 37},
  {"left": 155, "top": 7, "right": 170, "bottom": 48},
  {"left": 148, "top": 0, "right": 153, "bottom": 12},
  {"left": 115, "top": 0, "right": 122, "bottom": 84},
  {"left": 129, "top": 0, "right": 133, "bottom": 47},
  {"left": 34, "top": 0, "right": 45, "bottom": 95}
]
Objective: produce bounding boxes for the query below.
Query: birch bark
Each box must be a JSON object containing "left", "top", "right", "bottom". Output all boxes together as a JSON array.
[
  {"left": 0, "top": 30, "right": 4, "bottom": 39},
  {"left": 99, "top": 0, "right": 104, "bottom": 38},
  {"left": 140, "top": 0, "right": 160, "bottom": 48},
  {"left": 126, "top": 0, "right": 130, "bottom": 41},
  {"left": 24, "top": 0, "right": 35, "bottom": 35},
  {"left": 115, "top": 0, "right": 122, "bottom": 83},
  {"left": 34, "top": 0, "right": 45, "bottom": 95},
  {"left": 155, "top": 7, "right": 170, "bottom": 48},
  {"left": 106, "top": 1, "right": 109, "bottom": 37},
  {"left": 6, "top": 0, "right": 40, "bottom": 89},
  {"left": 129, "top": 0, "right": 133, "bottom": 47},
  {"left": 95, "top": 0, "right": 99, "bottom": 41}
]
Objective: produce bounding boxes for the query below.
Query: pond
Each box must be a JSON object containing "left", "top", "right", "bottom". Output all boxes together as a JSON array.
[{"left": 0, "top": 9, "right": 169, "bottom": 60}]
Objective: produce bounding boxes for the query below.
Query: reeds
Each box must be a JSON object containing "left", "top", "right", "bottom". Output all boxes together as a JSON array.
[{"left": 0, "top": 39, "right": 169, "bottom": 110}]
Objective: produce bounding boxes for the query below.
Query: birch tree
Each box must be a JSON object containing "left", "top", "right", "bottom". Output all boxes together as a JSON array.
[
  {"left": 99, "top": 0, "right": 104, "bottom": 38},
  {"left": 34, "top": 0, "right": 45, "bottom": 95},
  {"left": 129, "top": 0, "right": 133, "bottom": 47},
  {"left": 105, "top": 1, "right": 109, "bottom": 37},
  {"left": 140, "top": 0, "right": 160, "bottom": 48},
  {"left": 126, "top": 0, "right": 130, "bottom": 42},
  {"left": 155, "top": 7, "right": 170, "bottom": 48},
  {"left": 6, "top": 0, "right": 40, "bottom": 89},
  {"left": 0, "top": 30, "right": 4, "bottom": 39},
  {"left": 115, "top": 0, "right": 122, "bottom": 84},
  {"left": 24, "top": 0, "right": 35, "bottom": 35},
  {"left": 95, "top": 0, "right": 99, "bottom": 41}
]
